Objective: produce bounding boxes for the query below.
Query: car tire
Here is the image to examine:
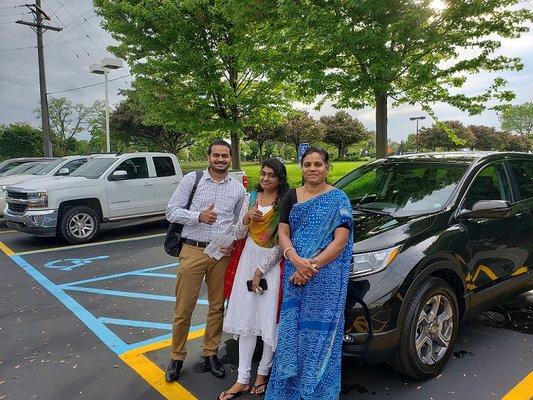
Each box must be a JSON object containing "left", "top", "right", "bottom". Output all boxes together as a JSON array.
[
  {"left": 391, "top": 276, "right": 459, "bottom": 380},
  {"left": 58, "top": 205, "right": 100, "bottom": 244}
]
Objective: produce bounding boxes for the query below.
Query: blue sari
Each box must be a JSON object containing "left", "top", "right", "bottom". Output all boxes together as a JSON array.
[{"left": 265, "top": 189, "right": 353, "bottom": 400}]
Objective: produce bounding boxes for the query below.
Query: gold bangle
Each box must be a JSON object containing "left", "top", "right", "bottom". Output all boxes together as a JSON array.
[{"left": 283, "top": 247, "right": 295, "bottom": 259}]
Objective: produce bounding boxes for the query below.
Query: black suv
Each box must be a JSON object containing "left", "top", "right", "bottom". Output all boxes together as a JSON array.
[{"left": 336, "top": 152, "right": 533, "bottom": 379}]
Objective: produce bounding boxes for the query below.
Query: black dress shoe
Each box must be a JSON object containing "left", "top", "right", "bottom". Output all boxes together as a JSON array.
[
  {"left": 165, "top": 359, "right": 183, "bottom": 382},
  {"left": 203, "top": 355, "right": 225, "bottom": 378}
]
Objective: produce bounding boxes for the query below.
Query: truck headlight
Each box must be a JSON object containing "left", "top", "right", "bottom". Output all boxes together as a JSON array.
[
  {"left": 26, "top": 191, "right": 48, "bottom": 208},
  {"left": 350, "top": 245, "right": 402, "bottom": 278}
]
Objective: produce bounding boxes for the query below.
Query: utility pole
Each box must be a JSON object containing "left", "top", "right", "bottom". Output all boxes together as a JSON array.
[{"left": 16, "top": 1, "right": 61, "bottom": 157}]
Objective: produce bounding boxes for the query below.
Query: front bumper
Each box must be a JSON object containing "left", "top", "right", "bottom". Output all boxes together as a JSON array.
[{"left": 4, "top": 208, "right": 58, "bottom": 237}]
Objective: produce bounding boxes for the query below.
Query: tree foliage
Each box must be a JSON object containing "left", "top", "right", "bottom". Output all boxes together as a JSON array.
[
  {"left": 320, "top": 111, "right": 369, "bottom": 159},
  {"left": 418, "top": 121, "right": 474, "bottom": 151},
  {"left": 273, "top": 112, "right": 323, "bottom": 155},
  {"left": 239, "top": 0, "right": 531, "bottom": 158},
  {"left": 499, "top": 102, "right": 533, "bottom": 136},
  {"left": 94, "top": 0, "right": 295, "bottom": 169},
  {"left": 110, "top": 99, "right": 194, "bottom": 155},
  {"left": 0, "top": 123, "right": 44, "bottom": 159}
]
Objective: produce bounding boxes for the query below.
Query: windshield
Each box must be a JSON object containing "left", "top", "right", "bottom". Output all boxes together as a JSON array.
[
  {"left": 70, "top": 157, "right": 117, "bottom": 179},
  {"left": 32, "top": 158, "right": 65, "bottom": 175},
  {"left": 335, "top": 161, "right": 468, "bottom": 217},
  {"left": 1, "top": 162, "right": 47, "bottom": 176}
]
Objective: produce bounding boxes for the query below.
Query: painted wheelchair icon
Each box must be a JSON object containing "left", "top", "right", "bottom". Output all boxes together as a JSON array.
[{"left": 44, "top": 256, "right": 109, "bottom": 271}]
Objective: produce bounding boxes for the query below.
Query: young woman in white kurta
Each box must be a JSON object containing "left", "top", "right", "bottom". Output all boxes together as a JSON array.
[{"left": 219, "top": 158, "right": 288, "bottom": 400}]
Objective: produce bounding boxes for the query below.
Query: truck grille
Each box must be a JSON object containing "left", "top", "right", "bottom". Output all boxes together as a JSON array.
[
  {"left": 8, "top": 203, "right": 27, "bottom": 214},
  {"left": 6, "top": 191, "right": 28, "bottom": 200}
]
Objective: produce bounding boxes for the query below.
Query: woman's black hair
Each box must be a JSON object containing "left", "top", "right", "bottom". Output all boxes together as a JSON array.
[
  {"left": 300, "top": 146, "right": 329, "bottom": 166},
  {"left": 256, "top": 158, "right": 289, "bottom": 209}
]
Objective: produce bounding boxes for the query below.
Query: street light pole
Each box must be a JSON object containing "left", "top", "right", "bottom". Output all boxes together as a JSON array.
[
  {"left": 409, "top": 116, "right": 426, "bottom": 153},
  {"left": 89, "top": 58, "right": 123, "bottom": 153}
]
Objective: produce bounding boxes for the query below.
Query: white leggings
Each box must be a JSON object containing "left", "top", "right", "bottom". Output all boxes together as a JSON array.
[{"left": 237, "top": 335, "right": 274, "bottom": 384}]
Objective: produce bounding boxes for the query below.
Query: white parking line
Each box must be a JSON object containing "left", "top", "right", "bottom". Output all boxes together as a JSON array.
[
  {"left": 0, "top": 230, "right": 17, "bottom": 234},
  {"left": 15, "top": 233, "right": 166, "bottom": 256}
]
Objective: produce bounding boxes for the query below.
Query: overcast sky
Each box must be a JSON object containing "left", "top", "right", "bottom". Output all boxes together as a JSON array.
[{"left": 0, "top": 0, "right": 531, "bottom": 143}]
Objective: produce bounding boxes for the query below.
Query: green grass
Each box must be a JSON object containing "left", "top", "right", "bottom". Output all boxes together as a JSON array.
[{"left": 181, "top": 160, "right": 367, "bottom": 189}]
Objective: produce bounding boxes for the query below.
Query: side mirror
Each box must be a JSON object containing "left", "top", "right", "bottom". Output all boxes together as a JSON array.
[
  {"left": 458, "top": 200, "right": 512, "bottom": 220},
  {"left": 109, "top": 170, "right": 128, "bottom": 181},
  {"left": 57, "top": 167, "right": 70, "bottom": 176}
]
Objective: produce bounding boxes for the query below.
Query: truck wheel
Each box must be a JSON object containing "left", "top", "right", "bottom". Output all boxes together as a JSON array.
[
  {"left": 391, "top": 277, "right": 459, "bottom": 379},
  {"left": 58, "top": 206, "right": 100, "bottom": 244}
]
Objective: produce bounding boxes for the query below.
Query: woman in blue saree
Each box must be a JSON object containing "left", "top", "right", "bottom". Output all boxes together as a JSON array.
[{"left": 265, "top": 147, "right": 353, "bottom": 400}]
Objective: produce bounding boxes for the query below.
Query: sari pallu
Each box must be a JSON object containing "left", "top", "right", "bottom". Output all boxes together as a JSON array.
[{"left": 265, "top": 189, "right": 353, "bottom": 400}]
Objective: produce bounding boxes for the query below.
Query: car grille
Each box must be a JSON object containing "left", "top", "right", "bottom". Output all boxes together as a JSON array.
[
  {"left": 7, "top": 191, "right": 28, "bottom": 200},
  {"left": 8, "top": 203, "right": 27, "bottom": 214}
]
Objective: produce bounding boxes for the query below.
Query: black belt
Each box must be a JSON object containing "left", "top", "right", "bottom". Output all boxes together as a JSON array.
[{"left": 183, "top": 239, "right": 209, "bottom": 248}]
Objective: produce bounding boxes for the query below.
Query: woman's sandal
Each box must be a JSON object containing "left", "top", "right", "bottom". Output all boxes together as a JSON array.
[
  {"left": 250, "top": 382, "right": 268, "bottom": 397},
  {"left": 217, "top": 387, "right": 249, "bottom": 400}
]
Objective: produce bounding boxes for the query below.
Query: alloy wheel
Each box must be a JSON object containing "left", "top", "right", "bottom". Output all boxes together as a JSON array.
[{"left": 68, "top": 213, "right": 95, "bottom": 239}]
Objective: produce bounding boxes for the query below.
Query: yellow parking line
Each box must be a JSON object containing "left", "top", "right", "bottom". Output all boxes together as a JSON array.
[
  {"left": 120, "top": 328, "right": 205, "bottom": 400},
  {"left": 14, "top": 233, "right": 166, "bottom": 256},
  {"left": 502, "top": 371, "right": 533, "bottom": 400},
  {"left": 0, "top": 241, "right": 15, "bottom": 256}
]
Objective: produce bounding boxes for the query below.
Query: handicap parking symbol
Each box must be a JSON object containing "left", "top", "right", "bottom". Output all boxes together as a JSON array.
[{"left": 44, "top": 256, "right": 109, "bottom": 271}]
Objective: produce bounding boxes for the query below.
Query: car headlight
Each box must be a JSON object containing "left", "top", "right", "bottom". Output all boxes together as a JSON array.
[
  {"left": 350, "top": 245, "right": 402, "bottom": 277},
  {"left": 26, "top": 191, "right": 48, "bottom": 208},
  {"left": 0, "top": 185, "right": 6, "bottom": 197}
]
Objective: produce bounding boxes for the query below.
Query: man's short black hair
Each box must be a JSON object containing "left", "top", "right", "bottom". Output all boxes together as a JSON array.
[{"left": 208, "top": 139, "right": 232, "bottom": 156}]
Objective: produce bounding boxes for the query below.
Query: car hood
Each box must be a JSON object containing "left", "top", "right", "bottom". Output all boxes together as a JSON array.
[
  {"left": 9, "top": 176, "right": 97, "bottom": 191},
  {"left": 0, "top": 174, "right": 36, "bottom": 186},
  {"left": 353, "top": 211, "right": 436, "bottom": 253}
]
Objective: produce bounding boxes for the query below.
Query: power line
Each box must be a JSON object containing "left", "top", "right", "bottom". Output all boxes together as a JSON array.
[
  {"left": 0, "top": 5, "right": 24, "bottom": 9},
  {"left": 47, "top": 73, "right": 131, "bottom": 94},
  {"left": 44, "top": 12, "right": 96, "bottom": 46},
  {"left": 0, "top": 45, "right": 37, "bottom": 53},
  {"left": 0, "top": 11, "right": 32, "bottom": 17},
  {"left": 52, "top": 0, "right": 68, "bottom": 14}
]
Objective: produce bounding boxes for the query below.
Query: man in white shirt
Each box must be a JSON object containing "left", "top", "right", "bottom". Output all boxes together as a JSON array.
[{"left": 165, "top": 139, "right": 246, "bottom": 381}]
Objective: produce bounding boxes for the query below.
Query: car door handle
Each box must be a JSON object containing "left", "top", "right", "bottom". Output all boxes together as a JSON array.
[
  {"left": 171, "top": 180, "right": 179, "bottom": 184},
  {"left": 142, "top": 183, "right": 154, "bottom": 187}
]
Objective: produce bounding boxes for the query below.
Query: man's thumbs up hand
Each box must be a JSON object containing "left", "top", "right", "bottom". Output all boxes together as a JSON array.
[{"left": 199, "top": 203, "right": 217, "bottom": 225}]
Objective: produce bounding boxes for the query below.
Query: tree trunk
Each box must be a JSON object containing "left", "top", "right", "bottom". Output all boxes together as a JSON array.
[
  {"left": 375, "top": 91, "right": 388, "bottom": 159},
  {"left": 339, "top": 146, "right": 347, "bottom": 159},
  {"left": 230, "top": 130, "right": 241, "bottom": 170}
]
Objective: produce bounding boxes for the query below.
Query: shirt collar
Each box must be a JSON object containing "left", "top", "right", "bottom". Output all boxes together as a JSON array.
[{"left": 204, "top": 168, "right": 231, "bottom": 183}]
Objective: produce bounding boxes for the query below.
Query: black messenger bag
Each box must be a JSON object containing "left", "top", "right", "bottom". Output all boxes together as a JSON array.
[{"left": 164, "top": 170, "right": 203, "bottom": 257}]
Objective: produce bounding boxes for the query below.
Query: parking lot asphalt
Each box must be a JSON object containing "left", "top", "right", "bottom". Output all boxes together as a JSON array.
[{"left": 0, "top": 219, "right": 532, "bottom": 400}]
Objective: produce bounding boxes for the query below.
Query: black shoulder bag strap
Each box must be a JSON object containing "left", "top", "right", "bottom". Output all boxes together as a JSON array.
[{"left": 164, "top": 170, "right": 203, "bottom": 257}]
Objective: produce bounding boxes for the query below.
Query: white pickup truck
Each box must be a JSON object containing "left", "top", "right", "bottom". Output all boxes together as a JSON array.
[{"left": 4, "top": 152, "right": 183, "bottom": 244}]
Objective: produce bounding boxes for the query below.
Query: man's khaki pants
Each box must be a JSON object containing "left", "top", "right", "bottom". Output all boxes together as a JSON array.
[{"left": 170, "top": 243, "right": 230, "bottom": 361}]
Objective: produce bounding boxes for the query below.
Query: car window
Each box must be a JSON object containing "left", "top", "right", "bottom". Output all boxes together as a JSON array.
[
  {"left": 33, "top": 158, "right": 65, "bottom": 175},
  {"left": 462, "top": 163, "right": 512, "bottom": 210},
  {"left": 71, "top": 158, "right": 117, "bottom": 179},
  {"left": 0, "top": 162, "right": 42, "bottom": 176},
  {"left": 507, "top": 159, "right": 533, "bottom": 200},
  {"left": 114, "top": 157, "right": 149, "bottom": 180},
  {"left": 336, "top": 162, "right": 468, "bottom": 216},
  {"left": 153, "top": 156, "right": 176, "bottom": 177},
  {"left": 54, "top": 158, "right": 87, "bottom": 175}
]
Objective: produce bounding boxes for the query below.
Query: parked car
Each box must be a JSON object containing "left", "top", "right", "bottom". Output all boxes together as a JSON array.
[
  {"left": 0, "top": 157, "right": 55, "bottom": 174},
  {"left": 336, "top": 152, "right": 533, "bottom": 379},
  {"left": 4, "top": 152, "right": 183, "bottom": 243},
  {"left": 0, "top": 156, "right": 91, "bottom": 217},
  {"left": 0, "top": 160, "right": 52, "bottom": 177}
]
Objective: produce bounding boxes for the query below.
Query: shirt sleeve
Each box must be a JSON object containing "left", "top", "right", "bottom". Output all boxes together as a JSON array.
[
  {"left": 257, "top": 245, "right": 283, "bottom": 274},
  {"left": 234, "top": 194, "right": 250, "bottom": 240},
  {"left": 279, "top": 189, "right": 296, "bottom": 224},
  {"left": 166, "top": 172, "right": 202, "bottom": 225},
  {"left": 232, "top": 185, "right": 246, "bottom": 226}
]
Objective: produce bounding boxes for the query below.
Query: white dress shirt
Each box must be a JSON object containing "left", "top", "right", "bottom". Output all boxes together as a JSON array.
[{"left": 166, "top": 169, "right": 246, "bottom": 242}]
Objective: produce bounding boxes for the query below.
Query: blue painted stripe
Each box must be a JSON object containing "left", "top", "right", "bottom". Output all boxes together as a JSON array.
[
  {"left": 99, "top": 317, "right": 172, "bottom": 330},
  {"left": 10, "top": 255, "right": 128, "bottom": 355},
  {"left": 60, "top": 263, "right": 177, "bottom": 287},
  {"left": 62, "top": 285, "right": 210, "bottom": 306},
  {"left": 130, "top": 272, "right": 175, "bottom": 279}
]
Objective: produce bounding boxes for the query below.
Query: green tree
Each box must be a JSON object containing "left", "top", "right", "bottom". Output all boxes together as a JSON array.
[
  {"left": 320, "top": 111, "right": 369, "bottom": 159},
  {"left": 501, "top": 132, "right": 532, "bottom": 152},
  {"left": 94, "top": 0, "right": 295, "bottom": 170},
  {"left": 0, "top": 123, "right": 43, "bottom": 158},
  {"left": 243, "top": 124, "right": 279, "bottom": 161},
  {"left": 499, "top": 102, "right": 533, "bottom": 136},
  {"left": 274, "top": 112, "right": 323, "bottom": 156},
  {"left": 110, "top": 99, "right": 194, "bottom": 155},
  {"left": 468, "top": 125, "right": 505, "bottom": 151},
  {"left": 246, "top": 0, "right": 531, "bottom": 158},
  {"left": 418, "top": 121, "right": 474, "bottom": 151}
]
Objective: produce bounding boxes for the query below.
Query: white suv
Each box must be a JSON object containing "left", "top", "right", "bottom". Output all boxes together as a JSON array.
[{"left": 4, "top": 152, "right": 183, "bottom": 243}]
